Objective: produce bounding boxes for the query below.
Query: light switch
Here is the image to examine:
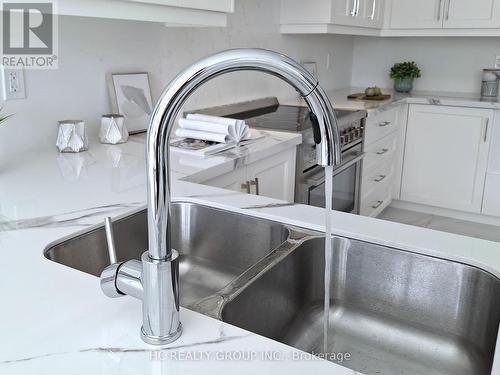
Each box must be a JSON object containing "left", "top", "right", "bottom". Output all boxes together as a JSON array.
[{"left": 1, "top": 66, "right": 26, "bottom": 100}]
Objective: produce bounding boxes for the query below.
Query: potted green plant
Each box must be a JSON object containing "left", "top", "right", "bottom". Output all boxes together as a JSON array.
[{"left": 389, "top": 61, "right": 421, "bottom": 93}]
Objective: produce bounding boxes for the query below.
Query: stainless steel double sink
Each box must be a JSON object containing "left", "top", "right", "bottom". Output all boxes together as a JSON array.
[{"left": 44, "top": 202, "right": 500, "bottom": 375}]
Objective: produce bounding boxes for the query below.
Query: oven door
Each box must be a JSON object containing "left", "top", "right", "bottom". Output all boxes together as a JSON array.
[{"left": 306, "top": 154, "right": 363, "bottom": 214}]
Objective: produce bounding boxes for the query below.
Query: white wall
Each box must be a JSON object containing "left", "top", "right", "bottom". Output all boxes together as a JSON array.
[
  {"left": 351, "top": 36, "right": 500, "bottom": 94},
  {"left": 0, "top": 0, "right": 354, "bottom": 159}
]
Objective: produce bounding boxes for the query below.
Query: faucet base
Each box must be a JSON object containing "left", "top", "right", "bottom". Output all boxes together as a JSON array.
[
  {"left": 140, "top": 250, "right": 182, "bottom": 345},
  {"left": 141, "top": 323, "right": 182, "bottom": 345}
]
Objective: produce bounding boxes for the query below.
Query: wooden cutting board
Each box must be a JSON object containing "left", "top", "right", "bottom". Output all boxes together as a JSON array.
[{"left": 348, "top": 92, "right": 391, "bottom": 101}]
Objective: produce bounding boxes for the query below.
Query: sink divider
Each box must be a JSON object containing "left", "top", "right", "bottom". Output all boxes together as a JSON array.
[{"left": 184, "top": 226, "right": 324, "bottom": 319}]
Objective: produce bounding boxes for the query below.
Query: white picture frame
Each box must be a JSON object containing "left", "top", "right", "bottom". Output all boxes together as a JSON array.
[{"left": 108, "top": 72, "right": 153, "bottom": 134}]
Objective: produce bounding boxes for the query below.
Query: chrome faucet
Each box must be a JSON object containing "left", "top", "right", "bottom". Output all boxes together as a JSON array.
[{"left": 99, "top": 48, "right": 341, "bottom": 345}]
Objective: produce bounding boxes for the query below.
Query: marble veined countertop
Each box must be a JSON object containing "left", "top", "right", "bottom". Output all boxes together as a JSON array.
[
  {"left": 1, "top": 129, "right": 500, "bottom": 375},
  {"left": 281, "top": 87, "right": 500, "bottom": 116}
]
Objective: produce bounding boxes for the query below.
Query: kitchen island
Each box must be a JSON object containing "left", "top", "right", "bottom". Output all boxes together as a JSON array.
[{"left": 1, "top": 130, "right": 499, "bottom": 375}]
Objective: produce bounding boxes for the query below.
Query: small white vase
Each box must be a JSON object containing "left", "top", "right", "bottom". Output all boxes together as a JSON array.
[
  {"left": 99, "top": 114, "right": 128, "bottom": 145},
  {"left": 56, "top": 120, "right": 88, "bottom": 153}
]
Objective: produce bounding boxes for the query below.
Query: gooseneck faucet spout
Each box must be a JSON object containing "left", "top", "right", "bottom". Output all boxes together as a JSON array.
[{"left": 100, "top": 48, "right": 342, "bottom": 345}]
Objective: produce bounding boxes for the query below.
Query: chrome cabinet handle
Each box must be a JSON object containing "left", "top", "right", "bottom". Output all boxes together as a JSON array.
[
  {"left": 369, "top": 0, "right": 376, "bottom": 20},
  {"left": 372, "top": 200, "right": 384, "bottom": 209},
  {"left": 241, "top": 181, "right": 251, "bottom": 194},
  {"left": 104, "top": 217, "right": 117, "bottom": 264},
  {"left": 249, "top": 178, "right": 260, "bottom": 195},
  {"left": 445, "top": 0, "right": 451, "bottom": 20},
  {"left": 437, "top": 0, "right": 443, "bottom": 20},
  {"left": 374, "top": 174, "right": 387, "bottom": 182},
  {"left": 350, "top": 0, "right": 358, "bottom": 16},
  {"left": 376, "top": 148, "right": 389, "bottom": 155},
  {"left": 378, "top": 121, "right": 391, "bottom": 127},
  {"left": 484, "top": 118, "right": 489, "bottom": 142},
  {"left": 355, "top": 0, "right": 360, "bottom": 16}
]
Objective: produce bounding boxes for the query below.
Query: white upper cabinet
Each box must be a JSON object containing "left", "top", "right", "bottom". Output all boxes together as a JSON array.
[
  {"left": 401, "top": 105, "right": 493, "bottom": 213},
  {"left": 390, "top": 0, "right": 500, "bottom": 29},
  {"left": 444, "top": 0, "right": 500, "bottom": 28},
  {"left": 280, "top": 0, "right": 385, "bottom": 34},
  {"left": 360, "top": 0, "right": 385, "bottom": 27},
  {"left": 331, "top": 0, "right": 385, "bottom": 27},
  {"left": 390, "top": 0, "right": 443, "bottom": 29},
  {"left": 58, "top": 0, "right": 234, "bottom": 26},
  {"left": 330, "top": 0, "right": 362, "bottom": 26},
  {"left": 282, "top": 0, "right": 500, "bottom": 34}
]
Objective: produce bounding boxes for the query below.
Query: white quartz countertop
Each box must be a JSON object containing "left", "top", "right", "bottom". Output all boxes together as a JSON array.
[
  {"left": 281, "top": 87, "right": 500, "bottom": 115},
  {"left": 1, "top": 127, "right": 500, "bottom": 375}
]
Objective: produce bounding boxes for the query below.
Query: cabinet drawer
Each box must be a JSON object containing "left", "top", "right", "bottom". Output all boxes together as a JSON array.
[
  {"left": 365, "top": 107, "right": 398, "bottom": 146},
  {"left": 360, "top": 174, "right": 393, "bottom": 217},
  {"left": 363, "top": 132, "right": 398, "bottom": 172},
  {"left": 362, "top": 159, "right": 395, "bottom": 197}
]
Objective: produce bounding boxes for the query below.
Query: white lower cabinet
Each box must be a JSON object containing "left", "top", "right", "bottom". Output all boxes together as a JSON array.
[
  {"left": 360, "top": 107, "right": 400, "bottom": 217},
  {"left": 203, "top": 148, "right": 296, "bottom": 202},
  {"left": 245, "top": 149, "right": 296, "bottom": 201},
  {"left": 482, "top": 174, "right": 500, "bottom": 216},
  {"left": 361, "top": 169, "right": 395, "bottom": 217},
  {"left": 203, "top": 168, "right": 247, "bottom": 193},
  {"left": 401, "top": 105, "right": 493, "bottom": 213},
  {"left": 482, "top": 114, "right": 500, "bottom": 216}
]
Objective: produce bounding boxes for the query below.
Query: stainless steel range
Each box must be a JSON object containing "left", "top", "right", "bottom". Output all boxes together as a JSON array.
[{"left": 196, "top": 97, "right": 367, "bottom": 214}]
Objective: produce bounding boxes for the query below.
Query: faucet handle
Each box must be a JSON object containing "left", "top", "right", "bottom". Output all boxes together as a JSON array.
[
  {"left": 101, "top": 217, "right": 123, "bottom": 298},
  {"left": 104, "top": 217, "right": 117, "bottom": 264}
]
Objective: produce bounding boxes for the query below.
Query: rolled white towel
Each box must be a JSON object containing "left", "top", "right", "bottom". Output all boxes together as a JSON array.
[
  {"left": 175, "top": 114, "right": 249, "bottom": 144},
  {"left": 186, "top": 113, "right": 245, "bottom": 127},
  {"left": 186, "top": 114, "right": 249, "bottom": 140},
  {"left": 175, "top": 128, "right": 229, "bottom": 143},
  {"left": 178, "top": 118, "right": 230, "bottom": 134}
]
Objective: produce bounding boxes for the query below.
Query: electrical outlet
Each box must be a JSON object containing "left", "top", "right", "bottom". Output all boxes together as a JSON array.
[
  {"left": 495, "top": 56, "right": 500, "bottom": 69},
  {"left": 1, "top": 66, "right": 26, "bottom": 100}
]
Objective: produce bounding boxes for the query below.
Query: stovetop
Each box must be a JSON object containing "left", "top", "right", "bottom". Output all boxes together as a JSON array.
[
  {"left": 192, "top": 97, "right": 367, "bottom": 133},
  {"left": 231, "top": 104, "right": 365, "bottom": 133}
]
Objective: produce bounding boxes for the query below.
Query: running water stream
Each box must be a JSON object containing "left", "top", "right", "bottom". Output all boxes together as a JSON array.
[{"left": 323, "top": 165, "right": 334, "bottom": 353}]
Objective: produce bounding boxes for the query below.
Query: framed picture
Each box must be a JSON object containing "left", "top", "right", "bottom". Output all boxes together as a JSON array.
[{"left": 108, "top": 72, "right": 153, "bottom": 134}]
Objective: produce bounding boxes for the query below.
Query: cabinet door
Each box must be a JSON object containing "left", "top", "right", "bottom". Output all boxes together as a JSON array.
[
  {"left": 203, "top": 168, "right": 247, "bottom": 193},
  {"left": 483, "top": 174, "right": 500, "bottom": 217},
  {"left": 280, "top": 0, "right": 333, "bottom": 24},
  {"left": 331, "top": 0, "right": 364, "bottom": 26},
  {"left": 444, "top": 0, "right": 500, "bottom": 28},
  {"left": 401, "top": 105, "right": 492, "bottom": 213},
  {"left": 357, "top": 0, "right": 385, "bottom": 28},
  {"left": 390, "top": 0, "right": 444, "bottom": 29},
  {"left": 246, "top": 148, "right": 296, "bottom": 202}
]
